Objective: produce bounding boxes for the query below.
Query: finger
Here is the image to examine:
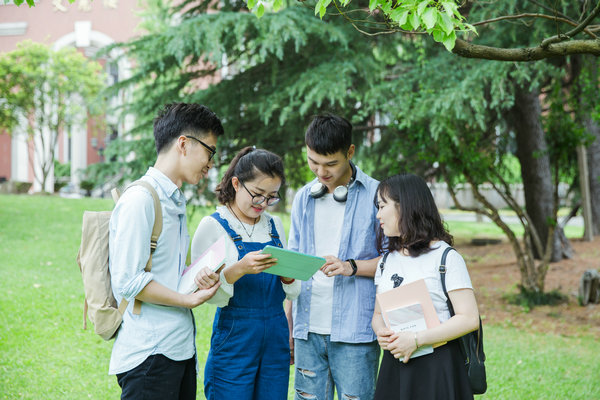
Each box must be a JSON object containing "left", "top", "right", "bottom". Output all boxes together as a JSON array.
[{"left": 403, "top": 354, "right": 410, "bottom": 364}]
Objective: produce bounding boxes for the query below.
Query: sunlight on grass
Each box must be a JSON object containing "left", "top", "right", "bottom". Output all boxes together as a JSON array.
[{"left": 0, "top": 195, "right": 598, "bottom": 399}]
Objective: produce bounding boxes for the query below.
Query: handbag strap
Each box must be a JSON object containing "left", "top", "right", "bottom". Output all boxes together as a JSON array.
[
  {"left": 379, "top": 252, "right": 390, "bottom": 274},
  {"left": 439, "top": 246, "right": 456, "bottom": 316}
]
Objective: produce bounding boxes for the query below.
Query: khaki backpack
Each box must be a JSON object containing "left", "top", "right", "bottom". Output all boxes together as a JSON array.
[{"left": 76, "top": 180, "right": 162, "bottom": 340}]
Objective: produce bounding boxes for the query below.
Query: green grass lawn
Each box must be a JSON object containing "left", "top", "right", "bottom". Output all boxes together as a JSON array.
[{"left": 0, "top": 194, "right": 598, "bottom": 399}]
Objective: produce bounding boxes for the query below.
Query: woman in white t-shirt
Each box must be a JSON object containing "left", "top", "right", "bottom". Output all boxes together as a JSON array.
[{"left": 372, "top": 173, "right": 480, "bottom": 400}]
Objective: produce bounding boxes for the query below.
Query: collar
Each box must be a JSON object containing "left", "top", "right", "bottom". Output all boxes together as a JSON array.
[{"left": 146, "top": 167, "right": 180, "bottom": 198}]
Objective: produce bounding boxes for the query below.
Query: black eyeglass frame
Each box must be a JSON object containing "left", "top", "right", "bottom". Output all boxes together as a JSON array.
[
  {"left": 239, "top": 181, "right": 281, "bottom": 206},
  {"left": 185, "top": 135, "right": 216, "bottom": 161}
]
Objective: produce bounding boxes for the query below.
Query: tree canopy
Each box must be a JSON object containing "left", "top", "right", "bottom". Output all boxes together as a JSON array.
[{"left": 0, "top": 40, "right": 105, "bottom": 192}]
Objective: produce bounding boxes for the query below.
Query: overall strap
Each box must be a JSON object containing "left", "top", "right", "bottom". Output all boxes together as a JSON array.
[
  {"left": 267, "top": 217, "right": 283, "bottom": 248},
  {"left": 210, "top": 212, "right": 245, "bottom": 253},
  {"left": 439, "top": 246, "right": 456, "bottom": 316},
  {"left": 379, "top": 252, "right": 390, "bottom": 274}
]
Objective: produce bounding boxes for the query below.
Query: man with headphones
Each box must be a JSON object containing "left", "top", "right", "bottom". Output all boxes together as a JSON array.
[{"left": 287, "top": 114, "right": 381, "bottom": 400}]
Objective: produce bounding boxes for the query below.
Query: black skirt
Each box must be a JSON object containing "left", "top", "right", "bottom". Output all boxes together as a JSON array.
[{"left": 374, "top": 339, "right": 474, "bottom": 400}]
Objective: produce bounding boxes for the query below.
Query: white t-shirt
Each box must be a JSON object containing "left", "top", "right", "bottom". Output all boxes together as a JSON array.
[
  {"left": 190, "top": 206, "right": 300, "bottom": 307},
  {"left": 309, "top": 193, "right": 346, "bottom": 334},
  {"left": 374, "top": 242, "right": 473, "bottom": 323}
]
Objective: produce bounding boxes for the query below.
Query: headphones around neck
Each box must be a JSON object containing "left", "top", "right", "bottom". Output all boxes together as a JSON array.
[{"left": 309, "top": 162, "right": 357, "bottom": 203}]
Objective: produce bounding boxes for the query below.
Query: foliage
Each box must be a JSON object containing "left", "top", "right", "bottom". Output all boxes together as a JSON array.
[
  {"left": 504, "top": 288, "right": 569, "bottom": 312},
  {"left": 96, "top": 1, "right": 389, "bottom": 197},
  {"left": 249, "top": 0, "right": 600, "bottom": 60},
  {"left": 0, "top": 41, "right": 105, "bottom": 192}
]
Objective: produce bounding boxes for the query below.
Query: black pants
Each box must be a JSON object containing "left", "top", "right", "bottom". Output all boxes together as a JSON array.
[{"left": 117, "top": 354, "right": 196, "bottom": 400}]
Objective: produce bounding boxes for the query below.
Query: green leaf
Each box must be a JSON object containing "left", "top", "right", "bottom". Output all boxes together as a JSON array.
[
  {"left": 319, "top": 4, "right": 326, "bottom": 19},
  {"left": 369, "top": 0, "right": 378, "bottom": 12},
  {"left": 417, "top": 1, "right": 429, "bottom": 16},
  {"left": 273, "top": 0, "right": 283, "bottom": 11},
  {"left": 409, "top": 11, "right": 420, "bottom": 30},
  {"left": 439, "top": 12, "right": 455, "bottom": 35},
  {"left": 441, "top": 1, "right": 458, "bottom": 18},
  {"left": 422, "top": 7, "right": 438, "bottom": 30},
  {"left": 256, "top": 3, "right": 265, "bottom": 18},
  {"left": 314, "top": 0, "right": 322, "bottom": 15},
  {"left": 391, "top": 9, "right": 410, "bottom": 26},
  {"left": 247, "top": 0, "right": 257, "bottom": 10},
  {"left": 432, "top": 28, "right": 444, "bottom": 43},
  {"left": 442, "top": 30, "right": 457, "bottom": 51}
]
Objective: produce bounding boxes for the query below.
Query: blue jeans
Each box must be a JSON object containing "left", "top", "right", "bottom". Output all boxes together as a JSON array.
[{"left": 294, "top": 333, "right": 379, "bottom": 400}]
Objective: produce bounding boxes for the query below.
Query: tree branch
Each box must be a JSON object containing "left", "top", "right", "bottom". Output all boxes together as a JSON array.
[
  {"left": 472, "top": 13, "right": 597, "bottom": 39},
  {"left": 452, "top": 38, "right": 600, "bottom": 61},
  {"left": 541, "top": 0, "right": 600, "bottom": 47}
]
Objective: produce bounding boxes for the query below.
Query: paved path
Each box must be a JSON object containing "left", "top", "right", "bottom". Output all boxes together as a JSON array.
[{"left": 440, "top": 212, "right": 583, "bottom": 227}]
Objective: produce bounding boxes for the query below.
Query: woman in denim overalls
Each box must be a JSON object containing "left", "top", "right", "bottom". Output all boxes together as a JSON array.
[{"left": 191, "top": 147, "right": 300, "bottom": 400}]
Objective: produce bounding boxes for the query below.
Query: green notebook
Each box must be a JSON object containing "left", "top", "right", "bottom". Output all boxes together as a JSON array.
[{"left": 260, "top": 245, "right": 326, "bottom": 281}]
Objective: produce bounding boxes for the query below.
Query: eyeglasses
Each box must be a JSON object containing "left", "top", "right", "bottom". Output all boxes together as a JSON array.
[
  {"left": 240, "top": 181, "right": 281, "bottom": 206},
  {"left": 185, "top": 136, "right": 216, "bottom": 161}
]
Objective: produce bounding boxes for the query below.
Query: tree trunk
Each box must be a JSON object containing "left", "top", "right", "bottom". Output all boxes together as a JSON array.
[
  {"left": 585, "top": 116, "right": 600, "bottom": 236},
  {"left": 508, "top": 85, "right": 564, "bottom": 262}
]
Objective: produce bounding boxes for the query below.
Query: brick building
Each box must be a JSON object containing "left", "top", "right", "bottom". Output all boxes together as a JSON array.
[{"left": 0, "top": 0, "right": 142, "bottom": 192}]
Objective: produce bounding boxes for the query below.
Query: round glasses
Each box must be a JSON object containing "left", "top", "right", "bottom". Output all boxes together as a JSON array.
[{"left": 240, "top": 181, "right": 281, "bottom": 206}]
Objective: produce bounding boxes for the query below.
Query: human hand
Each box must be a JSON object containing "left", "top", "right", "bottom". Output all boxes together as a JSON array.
[
  {"left": 194, "top": 266, "right": 221, "bottom": 290},
  {"left": 186, "top": 281, "right": 221, "bottom": 308},
  {"left": 388, "top": 331, "right": 417, "bottom": 364},
  {"left": 320, "top": 255, "right": 353, "bottom": 277},
  {"left": 240, "top": 250, "right": 278, "bottom": 274},
  {"left": 376, "top": 327, "right": 396, "bottom": 351}
]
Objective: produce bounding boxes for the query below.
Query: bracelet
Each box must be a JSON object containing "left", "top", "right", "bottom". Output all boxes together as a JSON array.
[
  {"left": 346, "top": 259, "right": 358, "bottom": 276},
  {"left": 414, "top": 332, "right": 419, "bottom": 349},
  {"left": 280, "top": 277, "right": 295, "bottom": 284}
]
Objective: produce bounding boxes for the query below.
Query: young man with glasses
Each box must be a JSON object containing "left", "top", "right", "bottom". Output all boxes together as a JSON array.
[
  {"left": 287, "top": 114, "right": 381, "bottom": 400},
  {"left": 108, "top": 103, "right": 224, "bottom": 400}
]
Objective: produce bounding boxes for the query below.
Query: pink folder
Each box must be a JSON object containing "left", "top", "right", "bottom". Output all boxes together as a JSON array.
[{"left": 376, "top": 279, "right": 446, "bottom": 347}]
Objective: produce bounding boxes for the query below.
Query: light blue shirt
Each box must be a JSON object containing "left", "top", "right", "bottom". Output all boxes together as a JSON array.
[
  {"left": 108, "top": 167, "right": 194, "bottom": 375},
  {"left": 289, "top": 165, "right": 380, "bottom": 343}
]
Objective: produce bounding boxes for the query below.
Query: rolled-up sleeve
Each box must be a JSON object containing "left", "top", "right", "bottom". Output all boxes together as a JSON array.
[{"left": 109, "top": 187, "right": 156, "bottom": 303}]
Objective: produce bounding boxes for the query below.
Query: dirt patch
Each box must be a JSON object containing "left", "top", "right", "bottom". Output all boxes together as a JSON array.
[{"left": 458, "top": 237, "right": 600, "bottom": 338}]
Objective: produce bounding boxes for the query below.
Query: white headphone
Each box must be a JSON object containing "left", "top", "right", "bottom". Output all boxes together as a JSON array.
[{"left": 309, "top": 163, "right": 357, "bottom": 203}]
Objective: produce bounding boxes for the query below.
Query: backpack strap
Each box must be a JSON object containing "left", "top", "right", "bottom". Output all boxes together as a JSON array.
[
  {"left": 120, "top": 180, "right": 163, "bottom": 315},
  {"left": 439, "top": 246, "right": 456, "bottom": 316},
  {"left": 379, "top": 252, "right": 390, "bottom": 274}
]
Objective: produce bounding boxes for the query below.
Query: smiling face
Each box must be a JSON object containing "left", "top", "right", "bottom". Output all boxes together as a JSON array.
[
  {"left": 306, "top": 145, "right": 354, "bottom": 192},
  {"left": 376, "top": 191, "right": 401, "bottom": 237},
  {"left": 230, "top": 172, "right": 282, "bottom": 224}
]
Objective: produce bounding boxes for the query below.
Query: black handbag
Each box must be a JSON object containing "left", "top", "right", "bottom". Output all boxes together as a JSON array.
[{"left": 439, "top": 247, "right": 487, "bottom": 395}]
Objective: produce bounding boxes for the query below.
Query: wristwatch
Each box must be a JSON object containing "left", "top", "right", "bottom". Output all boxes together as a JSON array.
[{"left": 346, "top": 259, "right": 358, "bottom": 276}]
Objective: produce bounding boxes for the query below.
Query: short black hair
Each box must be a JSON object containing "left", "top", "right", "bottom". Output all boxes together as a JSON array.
[
  {"left": 216, "top": 146, "right": 286, "bottom": 205},
  {"left": 375, "top": 173, "right": 453, "bottom": 257},
  {"left": 153, "top": 103, "right": 224, "bottom": 154},
  {"left": 305, "top": 114, "right": 352, "bottom": 155}
]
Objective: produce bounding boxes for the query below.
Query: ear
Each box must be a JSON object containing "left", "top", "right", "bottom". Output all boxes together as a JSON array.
[
  {"left": 176, "top": 135, "right": 188, "bottom": 156},
  {"left": 231, "top": 176, "right": 240, "bottom": 192},
  {"left": 347, "top": 144, "right": 355, "bottom": 160}
]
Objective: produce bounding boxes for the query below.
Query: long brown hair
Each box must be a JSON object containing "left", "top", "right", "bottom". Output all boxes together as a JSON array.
[{"left": 375, "top": 173, "right": 453, "bottom": 257}]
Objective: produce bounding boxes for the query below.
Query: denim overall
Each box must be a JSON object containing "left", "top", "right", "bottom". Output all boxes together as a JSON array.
[{"left": 204, "top": 212, "right": 290, "bottom": 400}]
